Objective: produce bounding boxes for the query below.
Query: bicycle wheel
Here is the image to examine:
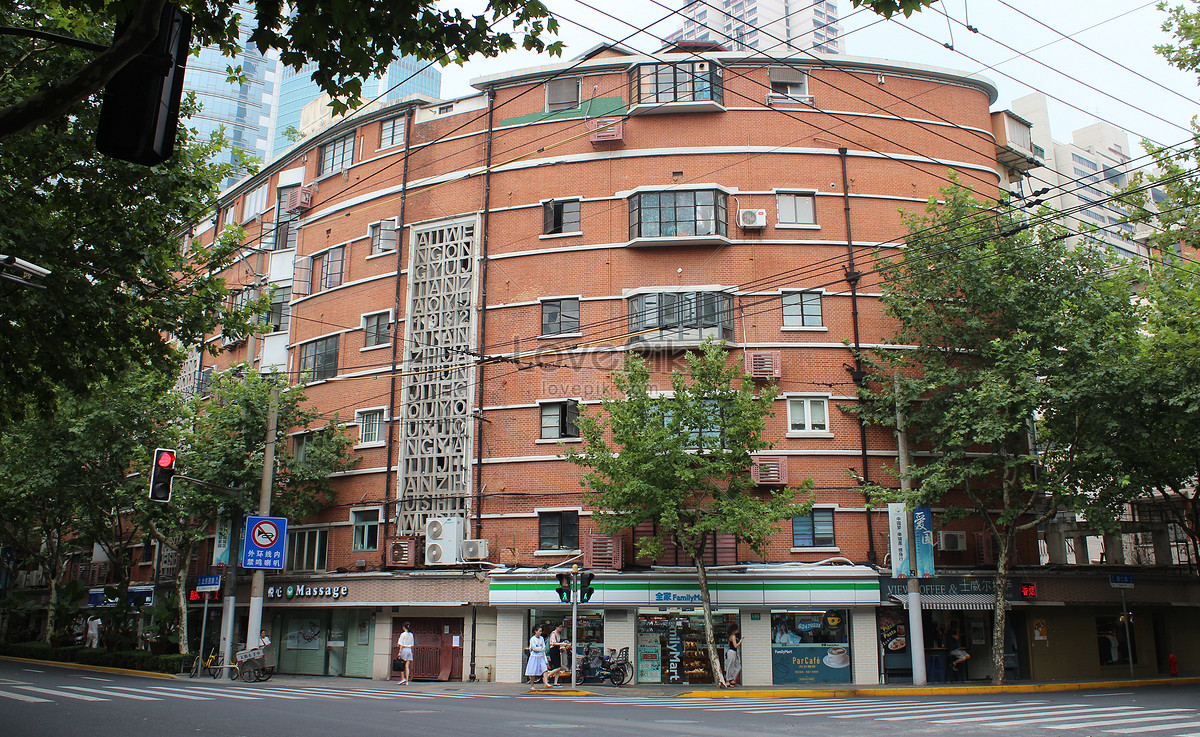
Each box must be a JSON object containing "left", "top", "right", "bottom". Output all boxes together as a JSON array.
[
  {"left": 206, "top": 660, "right": 221, "bottom": 679},
  {"left": 620, "top": 662, "right": 633, "bottom": 685},
  {"left": 607, "top": 664, "right": 625, "bottom": 686},
  {"left": 240, "top": 664, "right": 260, "bottom": 683},
  {"left": 230, "top": 663, "right": 242, "bottom": 680},
  {"left": 257, "top": 667, "right": 274, "bottom": 682}
]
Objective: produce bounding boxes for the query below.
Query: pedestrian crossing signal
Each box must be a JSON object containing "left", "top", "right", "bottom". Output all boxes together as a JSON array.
[
  {"left": 148, "top": 448, "right": 176, "bottom": 502},
  {"left": 555, "top": 573, "right": 572, "bottom": 603},
  {"left": 579, "top": 571, "right": 595, "bottom": 602}
]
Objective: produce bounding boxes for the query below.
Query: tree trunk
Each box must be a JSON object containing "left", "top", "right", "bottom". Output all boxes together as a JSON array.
[
  {"left": 693, "top": 555, "right": 728, "bottom": 688},
  {"left": 42, "top": 572, "right": 59, "bottom": 645},
  {"left": 174, "top": 543, "right": 194, "bottom": 654},
  {"left": 990, "top": 533, "right": 1012, "bottom": 685}
]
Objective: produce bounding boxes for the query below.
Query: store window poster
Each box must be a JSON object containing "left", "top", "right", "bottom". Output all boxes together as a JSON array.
[{"left": 772, "top": 611, "right": 851, "bottom": 684}]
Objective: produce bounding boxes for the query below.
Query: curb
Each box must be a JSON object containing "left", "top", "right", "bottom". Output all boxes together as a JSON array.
[
  {"left": 523, "top": 688, "right": 596, "bottom": 696},
  {"left": 676, "top": 676, "right": 1200, "bottom": 698},
  {"left": 0, "top": 655, "right": 178, "bottom": 680}
]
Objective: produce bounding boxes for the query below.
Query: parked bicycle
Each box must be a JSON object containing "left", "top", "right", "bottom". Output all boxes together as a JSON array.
[{"left": 575, "top": 644, "right": 633, "bottom": 686}]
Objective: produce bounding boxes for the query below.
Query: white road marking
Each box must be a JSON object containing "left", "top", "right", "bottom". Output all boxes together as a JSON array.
[
  {"left": 130, "top": 686, "right": 214, "bottom": 701},
  {"left": 0, "top": 690, "right": 51, "bottom": 703},
  {"left": 928, "top": 705, "right": 1123, "bottom": 724},
  {"left": 15, "top": 685, "right": 105, "bottom": 701},
  {"left": 63, "top": 686, "right": 162, "bottom": 701},
  {"left": 1105, "top": 721, "right": 1200, "bottom": 733},
  {"left": 1048, "top": 713, "right": 1200, "bottom": 729},
  {"left": 983, "top": 707, "right": 1171, "bottom": 727}
]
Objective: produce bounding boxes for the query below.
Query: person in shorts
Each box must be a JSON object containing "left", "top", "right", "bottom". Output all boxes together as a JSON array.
[{"left": 396, "top": 621, "right": 415, "bottom": 685}]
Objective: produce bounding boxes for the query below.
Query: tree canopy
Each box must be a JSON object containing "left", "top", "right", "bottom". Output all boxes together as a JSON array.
[
  {"left": 570, "top": 340, "right": 810, "bottom": 687},
  {"left": 856, "top": 179, "right": 1141, "bottom": 683}
]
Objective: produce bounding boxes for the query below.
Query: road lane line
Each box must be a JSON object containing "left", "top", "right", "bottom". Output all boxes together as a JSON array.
[
  {"left": 915, "top": 704, "right": 1104, "bottom": 724},
  {"left": 1047, "top": 712, "right": 1199, "bottom": 729},
  {"left": 830, "top": 702, "right": 1042, "bottom": 719},
  {"left": 1105, "top": 721, "right": 1200, "bottom": 733},
  {"left": 131, "top": 686, "right": 213, "bottom": 701},
  {"left": 63, "top": 686, "right": 161, "bottom": 701},
  {"left": 980, "top": 707, "right": 1157, "bottom": 726},
  {"left": 0, "top": 690, "right": 51, "bottom": 703},
  {"left": 15, "top": 685, "right": 106, "bottom": 701}
]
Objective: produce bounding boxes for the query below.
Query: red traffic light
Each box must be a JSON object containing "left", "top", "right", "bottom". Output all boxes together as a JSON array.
[
  {"left": 148, "top": 447, "right": 177, "bottom": 502},
  {"left": 156, "top": 449, "right": 176, "bottom": 468}
]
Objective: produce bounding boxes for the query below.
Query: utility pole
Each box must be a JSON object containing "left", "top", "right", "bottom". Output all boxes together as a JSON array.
[
  {"left": 245, "top": 386, "right": 279, "bottom": 646},
  {"left": 570, "top": 565, "right": 579, "bottom": 689},
  {"left": 895, "top": 371, "right": 927, "bottom": 686}
]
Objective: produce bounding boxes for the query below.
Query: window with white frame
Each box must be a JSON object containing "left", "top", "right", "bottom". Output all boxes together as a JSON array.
[
  {"left": 629, "top": 189, "right": 728, "bottom": 239},
  {"left": 546, "top": 77, "right": 581, "bottom": 112},
  {"left": 541, "top": 298, "right": 579, "bottom": 335},
  {"left": 380, "top": 115, "right": 405, "bottom": 149},
  {"left": 363, "top": 311, "right": 392, "bottom": 347},
  {"left": 243, "top": 182, "right": 269, "bottom": 221},
  {"left": 540, "top": 400, "right": 579, "bottom": 440},
  {"left": 539, "top": 510, "right": 579, "bottom": 550},
  {"left": 782, "top": 290, "right": 822, "bottom": 327},
  {"left": 356, "top": 409, "right": 384, "bottom": 445},
  {"left": 787, "top": 396, "right": 829, "bottom": 433},
  {"left": 271, "top": 186, "right": 299, "bottom": 251},
  {"left": 319, "top": 246, "right": 345, "bottom": 290},
  {"left": 543, "top": 199, "right": 581, "bottom": 235},
  {"left": 318, "top": 132, "right": 354, "bottom": 175},
  {"left": 769, "top": 67, "right": 809, "bottom": 98},
  {"left": 792, "top": 508, "right": 835, "bottom": 547},
  {"left": 352, "top": 509, "right": 380, "bottom": 552},
  {"left": 777, "top": 192, "right": 816, "bottom": 225},
  {"left": 299, "top": 336, "right": 338, "bottom": 382},
  {"left": 628, "top": 291, "right": 734, "bottom": 343},
  {"left": 631, "top": 62, "right": 723, "bottom": 105},
  {"left": 266, "top": 286, "right": 291, "bottom": 333},
  {"left": 286, "top": 528, "right": 328, "bottom": 571},
  {"left": 370, "top": 219, "right": 398, "bottom": 254}
]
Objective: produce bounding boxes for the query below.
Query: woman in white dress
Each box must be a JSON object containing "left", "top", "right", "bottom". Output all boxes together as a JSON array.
[{"left": 525, "top": 624, "right": 548, "bottom": 688}]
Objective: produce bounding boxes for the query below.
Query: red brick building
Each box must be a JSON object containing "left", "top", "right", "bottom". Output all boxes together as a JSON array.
[{"left": 182, "top": 45, "right": 1193, "bottom": 686}]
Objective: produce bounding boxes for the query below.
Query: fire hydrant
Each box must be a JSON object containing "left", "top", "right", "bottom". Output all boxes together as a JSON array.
[{"left": 1169, "top": 652, "right": 1178, "bottom": 677}]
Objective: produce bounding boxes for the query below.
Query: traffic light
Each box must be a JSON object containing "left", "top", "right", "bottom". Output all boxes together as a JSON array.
[
  {"left": 148, "top": 448, "right": 177, "bottom": 502},
  {"left": 555, "top": 572, "right": 572, "bottom": 603},
  {"left": 96, "top": 4, "right": 192, "bottom": 165},
  {"left": 579, "top": 571, "right": 595, "bottom": 603}
]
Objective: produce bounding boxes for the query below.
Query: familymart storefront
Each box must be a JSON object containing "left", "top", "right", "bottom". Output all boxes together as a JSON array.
[{"left": 489, "top": 565, "right": 882, "bottom": 686}]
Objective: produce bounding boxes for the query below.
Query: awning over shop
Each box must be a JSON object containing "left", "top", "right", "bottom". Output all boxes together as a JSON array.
[{"left": 890, "top": 593, "right": 1005, "bottom": 610}]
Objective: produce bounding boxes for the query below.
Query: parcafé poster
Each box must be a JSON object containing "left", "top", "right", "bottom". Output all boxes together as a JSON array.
[{"left": 771, "top": 611, "right": 852, "bottom": 684}]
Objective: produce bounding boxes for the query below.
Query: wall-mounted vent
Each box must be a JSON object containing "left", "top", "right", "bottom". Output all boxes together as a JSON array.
[
  {"left": 285, "top": 185, "right": 313, "bottom": 213},
  {"left": 588, "top": 117, "right": 624, "bottom": 142},
  {"left": 386, "top": 537, "right": 418, "bottom": 568},
  {"left": 584, "top": 535, "right": 625, "bottom": 570},
  {"left": 745, "top": 350, "right": 781, "bottom": 379},
  {"left": 750, "top": 455, "right": 788, "bottom": 485}
]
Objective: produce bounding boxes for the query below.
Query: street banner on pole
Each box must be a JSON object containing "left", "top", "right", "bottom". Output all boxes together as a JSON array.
[
  {"left": 913, "top": 506, "right": 936, "bottom": 578},
  {"left": 888, "top": 503, "right": 911, "bottom": 578},
  {"left": 213, "top": 516, "right": 231, "bottom": 566}
]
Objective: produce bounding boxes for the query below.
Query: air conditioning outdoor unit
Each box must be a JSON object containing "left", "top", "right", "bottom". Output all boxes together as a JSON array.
[
  {"left": 387, "top": 538, "right": 418, "bottom": 568},
  {"left": 750, "top": 455, "right": 789, "bottom": 486},
  {"left": 738, "top": 209, "right": 768, "bottom": 229},
  {"left": 460, "top": 539, "right": 490, "bottom": 561},
  {"left": 938, "top": 531, "right": 967, "bottom": 552},
  {"left": 745, "top": 350, "right": 782, "bottom": 379},
  {"left": 587, "top": 117, "right": 624, "bottom": 142},
  {"left": 285, "top": 185, "right": 313, "bottom": 213},
  {"left": 424, "top": 517, "right": 465, "bottom": 565}
]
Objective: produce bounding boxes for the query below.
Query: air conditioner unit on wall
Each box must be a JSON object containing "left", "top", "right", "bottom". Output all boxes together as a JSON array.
[
  {"left": 739, "top": 209, "right": 767, "bottom": 229},
  {"left": 285, "top": 185, "right": 313, "bottom": 213},
  {"left": 587, "top": 117, "right": 624, "bottom": 142},
  {"left": 750, "top": 455, "right": 789, "bottom": 486},
  {"left": 386, "top": 537, "right": 418, "bottom": 568},
  {"left": 424, "top": 517, "right": 465, "bottom": 565},
  {"left": 460, "top": 539, "right": 489, "bottom": 561},
  {"left": 938, "top": 531, "right": 967, "bottom": 552},
  {"left": 745, "top": 350, "right": 781, "bottom": 379}
]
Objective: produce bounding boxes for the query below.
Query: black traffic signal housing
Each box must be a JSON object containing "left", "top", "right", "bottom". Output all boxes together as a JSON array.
[
  {"left": 579, "top": 571, "right": 595, "bottom": 602},
  {"left": 555, "top": 572, "right": 572, "bottom": 603},
  {"left": 96, "top": 4, "right": 192, "bottom": 165},
  {"left": 148, "top": 448, "right": 177, "bottom": 502}
]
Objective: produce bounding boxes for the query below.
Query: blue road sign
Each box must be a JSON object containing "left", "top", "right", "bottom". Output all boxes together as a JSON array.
[
  {"left": 195, "top": 574, "right": 222, "bottom": 592},
  {"left": 242, "top": 515, "right": 287, "bottom": 570},
  {"left": 1109, "top": 573, "right": 1134, "bottom": 589}
]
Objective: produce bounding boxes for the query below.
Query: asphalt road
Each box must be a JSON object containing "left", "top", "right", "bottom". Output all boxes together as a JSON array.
[{"left": 3, "top": 660, "right": 1199, "bottom": 737}]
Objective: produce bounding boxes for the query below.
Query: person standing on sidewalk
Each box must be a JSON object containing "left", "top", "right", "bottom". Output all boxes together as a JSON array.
[
  {"left": 724, "top": 626, "right": 742, "bottom": 687},
  {"left": 525, "top": 624, "right": 548, "bottom": 688},
  {"left": 543, "top": 623, "right": 569, "bottom": 687},
  {"left": 396, "top": 622, "right": 415, "bottom": 685}
]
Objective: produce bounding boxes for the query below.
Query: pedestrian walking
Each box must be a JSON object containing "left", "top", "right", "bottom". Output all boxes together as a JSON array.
[
  {"left": 85, "top": 614, "right": 102, "bottom": 649},
  {"left": 396, "top": 621, "right": 415, "bottom": 685},
  {"left": 724, "top": 626, "right": 742, "bottom": 686},
  {"left": 525, "top": 624, "right": 548, "bottom": 688},
  {"left": 543, "top": 623, "right": 570, "bottom": 687}
]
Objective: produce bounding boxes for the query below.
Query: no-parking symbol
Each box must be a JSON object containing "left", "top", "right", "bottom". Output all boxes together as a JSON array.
[{"left": 241, "top": 515, "right": 288, "bottom": 570}]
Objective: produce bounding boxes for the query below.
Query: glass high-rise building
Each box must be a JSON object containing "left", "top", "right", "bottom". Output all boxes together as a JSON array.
[
  {"left": 668, "top": 0, "right": 842, "bottom": 54},
  {"left": 271, "top": 56, "right": 442, "bottom": 160},
  {"left": 182, "top": 4, "right": 279, "bottom": 188}
]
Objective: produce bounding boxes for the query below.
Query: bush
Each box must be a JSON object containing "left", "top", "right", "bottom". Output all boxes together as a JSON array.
[{"left": 1, "top": 642, "right": 184, "bottom": 673}]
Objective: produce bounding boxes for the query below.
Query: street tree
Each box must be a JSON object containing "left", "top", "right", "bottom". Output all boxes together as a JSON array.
[
  {"left": 569, "top": 340, "right": 811, "bottom": 687},
  {"left": 855, "top": 180, "right": 1142, "bottom": 684},
  {"left": 149, "top": 367, "right": 357, "bottom": 653}
]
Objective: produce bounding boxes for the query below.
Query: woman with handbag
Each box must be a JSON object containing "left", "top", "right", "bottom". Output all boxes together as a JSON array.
[{"left": 396, "top": 622, "right": 415, "bottom": 685}]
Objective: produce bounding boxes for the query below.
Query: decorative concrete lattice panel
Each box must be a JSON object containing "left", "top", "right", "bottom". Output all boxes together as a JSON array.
[{"left": 396, "top": 219, "right": 477, "bottom": 535}]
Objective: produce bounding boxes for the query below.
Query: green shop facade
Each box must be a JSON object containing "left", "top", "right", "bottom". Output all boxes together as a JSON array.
[{"left": 489, "top": 565, "right": 883, "bottom": 686}]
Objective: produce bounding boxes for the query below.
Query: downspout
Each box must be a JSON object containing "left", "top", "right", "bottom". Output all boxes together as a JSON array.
[
  {"left": 383, "top": 106, "right": 415, "bottom": 559},
  {"left": 469, "top": 86, "right": 498, "bottom": 683},
  {"left": 839, "top": 147, "right": 877, "bottom": 565}
]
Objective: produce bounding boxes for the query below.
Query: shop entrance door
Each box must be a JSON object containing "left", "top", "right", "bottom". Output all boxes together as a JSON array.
[{"left": 391, "top": 617, "right": 463, "bottom": 681}]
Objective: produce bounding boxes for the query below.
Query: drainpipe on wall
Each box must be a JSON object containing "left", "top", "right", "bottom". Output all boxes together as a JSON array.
[
  {"left": 383, "top": 106, "right": 415, "bottom": 557},
  {"left": 839, "top": 146, "right": 877, "bottom": 566}
]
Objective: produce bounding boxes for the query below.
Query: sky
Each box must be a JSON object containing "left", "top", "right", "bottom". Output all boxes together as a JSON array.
[{"left": 434, "top": 1, "right": 1199, "bottom": 162}]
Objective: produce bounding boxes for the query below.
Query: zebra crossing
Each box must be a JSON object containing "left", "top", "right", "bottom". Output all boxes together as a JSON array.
[
  {"left": 570, "top": 696, "right": 1200, "bottom": 736},
  {"left": 0, "top": 679, "right": 508, "bottom": 706}
]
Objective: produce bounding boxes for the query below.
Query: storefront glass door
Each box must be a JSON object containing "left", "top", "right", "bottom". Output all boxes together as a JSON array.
[{"left": 636, "top": 609, "right": 738, "bottom": 684}]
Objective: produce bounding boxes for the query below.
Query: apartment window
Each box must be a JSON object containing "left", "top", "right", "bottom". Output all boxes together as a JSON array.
[
  {"left": 628, "top": 189, "right": 728, "bottom": 239},
  {"left": 286, "top": 528, "right": 328, "bottom": 571},
  {"left": 292, "top": 432, "right": 309, "bottom": 462},
  {"left": 631, "top": 62, "right": 723, "bottom": 105},
  {"left": 541, "top": 298, "right": 579, "bottom": 335},
  {"left": 787, "top": 396, "right": 829, "bottom": 433},
  {"left": 543, "top": 199, "right": 581, "bottom": 235},
  {"left": 357, "top": 409, "right": 384, "bottom": 445},
  {"left": 299, "top": 336, "right": 339, "bottom": 382},
  {"left": 352, "top": 510, "right": 380, "bottom": 552},
  {"left": 380, "top": 115, "right": 405, "bottom": 149},
  {"left": 266, "top": 287, "right": 292, "bottom": 333},
  {"left": 628, "top": 291, "right": 734, "bottom": 343},
  {"left": 777, "top": 192, "right": 816, "bottom": 224},
  {"left": 546, "top": 77, "right": 581, "bottom": 112},
  {"left": 792, "top": 508, "right": 835, "bottom": 547},
  {"left": 539, "top": 510, "right": 579, "bottom": 550},
  {"left": 271, "top": 186, "right": 299, "bottom": 251},
  {"left": 319, "top": 132, "right": 355, "bottom": 176},
  {"left": 370, "top": 219, "right": 398, "bottom": 254},
  {"left": 782, "top": 291, "right": 822, "bottom": 327},
  {"left": 243, "top": 182, "right": 269, "bottom": 220},
  {"left": 319, "top": 246, "right": 344, "bottom": 290},
  {"left": 540, "top": 400, "right": 579, "bottom": 440},
  {"left": 363, "top": 311, "right": 392, "bottom": 347}
]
